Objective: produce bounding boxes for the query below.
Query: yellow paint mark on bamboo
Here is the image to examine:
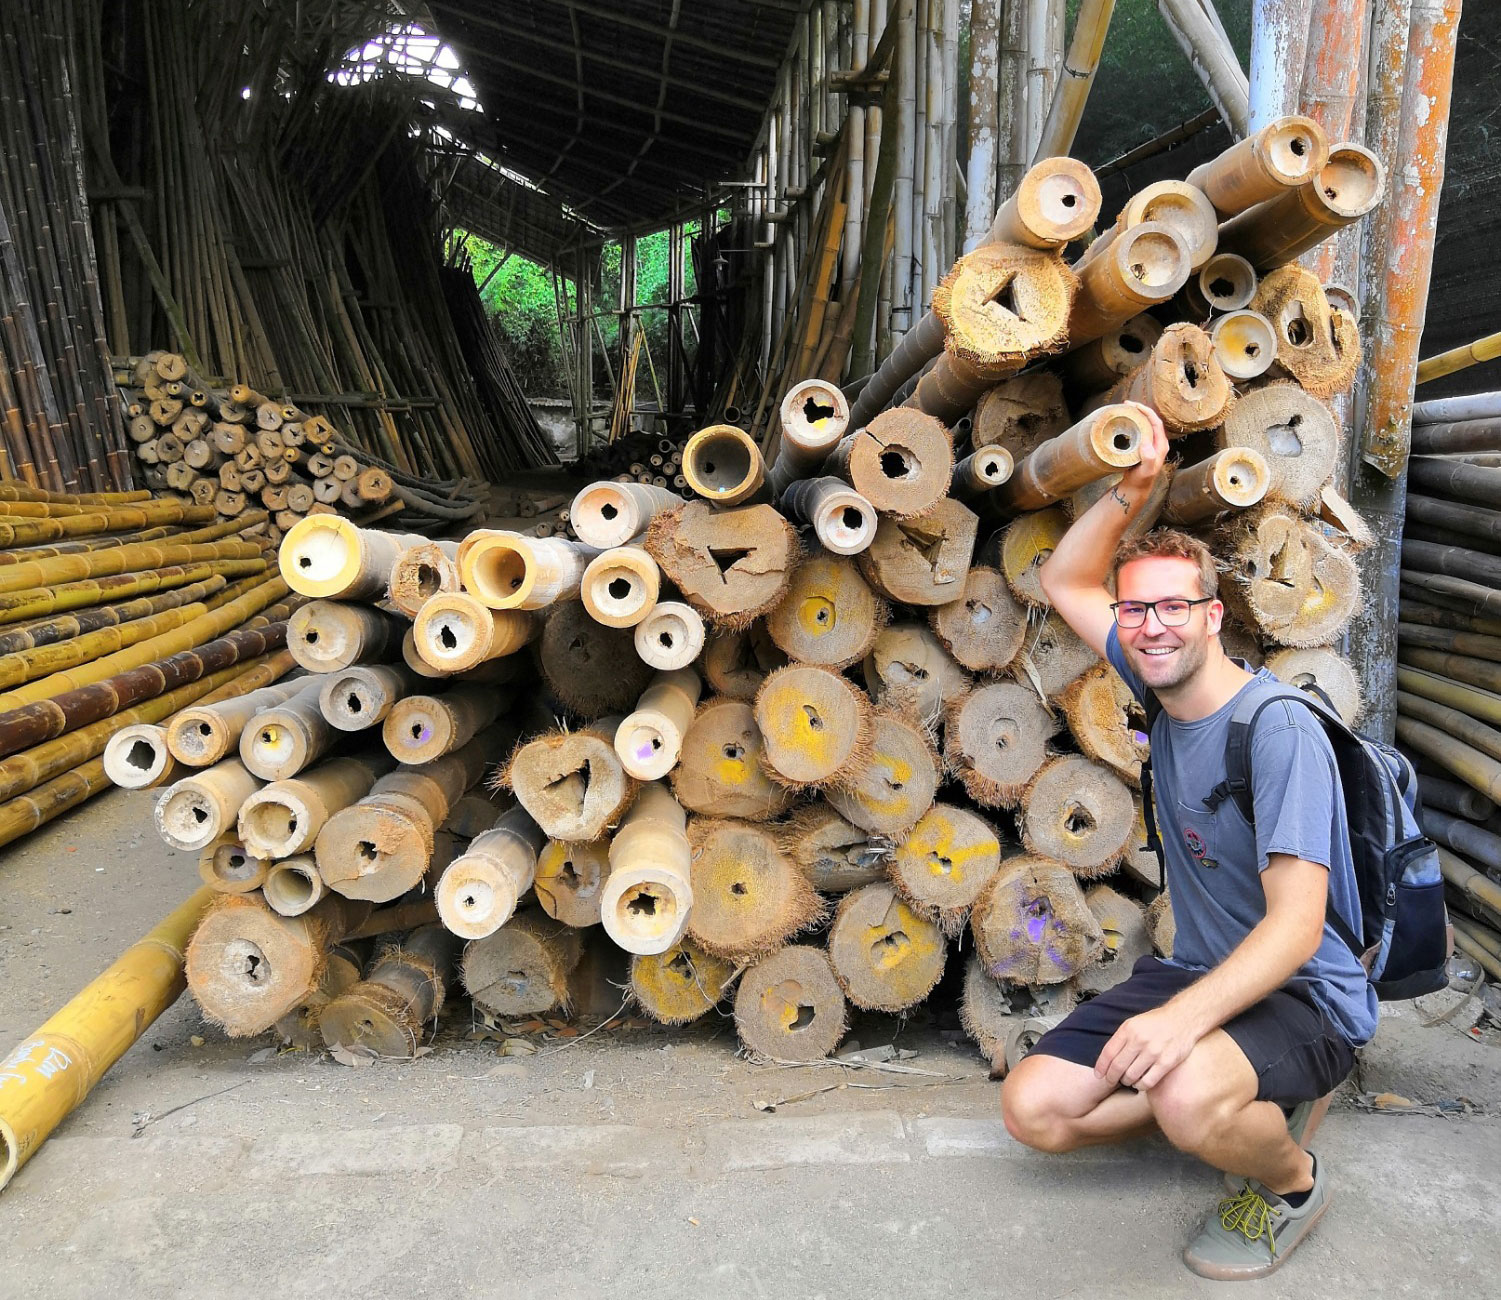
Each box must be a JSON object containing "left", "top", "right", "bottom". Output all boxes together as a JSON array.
[{"left": 798, "top": 594, "right": 838, "bottom": 638}]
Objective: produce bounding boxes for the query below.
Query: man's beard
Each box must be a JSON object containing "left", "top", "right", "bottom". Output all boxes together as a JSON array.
[{"left": 1123, "top": 633, "right": 1210, "bottom": 691}]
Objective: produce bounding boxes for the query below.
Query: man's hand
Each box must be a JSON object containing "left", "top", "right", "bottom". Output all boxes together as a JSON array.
[
  {"left": 1094, "top": 1004, "right": 1203, "bottom": 1091},
  {"left": 1118, "top": 402, "right": 1169, "bottom": 496}
]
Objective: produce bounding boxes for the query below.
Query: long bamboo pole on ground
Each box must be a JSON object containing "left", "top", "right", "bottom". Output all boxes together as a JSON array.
[
  {"left": 0, "top": 538, "right": 264, "bottom": 599},
  {"left": 0, "top": 559, "right": 266, "bottom": 629}
]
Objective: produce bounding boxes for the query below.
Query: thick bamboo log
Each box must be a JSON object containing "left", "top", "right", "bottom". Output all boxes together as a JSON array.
[
  {"left": 102, "top": 724, "right": 179, "bottom": 791},
  {"left": 769, "top": 380, "right": 851, "bottom": 495},
  {"left": 766, "top": 554, "right": 886, "bottom": 669},
  {"left": 569, "top": 482, "right": 682, "bottom": 549},
  {"left": 462, "top": 912, "right": 581, "bottom": 1018},
  {"left": 1186, "top": 115, "right": 1328, "bottom": 217},
  {"left": 238, "top": 681, "right": 334, "bottom": 780},
  {"left": 239, "top": 754, "right": 394, "bottom": 860},
  {"left": 1400, "top": 624, "right": 1501, "bottom": 665},
  {"left": 287, "top": 600, "right": 404, "bottom": 673},
  {"left": 0, "top": 887, "right": 213, "bottom": 1192},
  {"left": 972, "top": 855, "right": 1105, "bottom": 983},
  {"left": 383, "top": 683, "right": 507, "bottom": 765},
  {"left": 166, "top": 679, "right": 305, "bottom": 767},
  {"left": 994, "top": 405, "right": 1147, "bottom": 513},
  {"left": 1395, "top": 715, "right": 1501, "bottom": 803},
  {"left": 733, "top": 944, "right": 848, "bottom": 1060},
  {"left": 926, "top": 567, "right": 1025, "bottom": 674},
  {"left": 1419, "top": 775, "right": 1495, "bottom": 823},
  {"left": 1399, "top": 691, "right": 1501, "bottom": 764},
  {"left": 630, "top": 942, "right": 735, "bottom": 1026},
  {"left": 581, "top": 547, "right": 661, "bottom": 628},
  {"left": 1210, "top": 311, "right": 1279, "bottom": 381},
  {"left": 532, "top": 837, "right": 611, "bottom": 927},
  {"left": 1164, "top": 448, "right": 1271, "bottom": 524},
  {"left": 987, "top": 155, "right": 1101, "bottom": 248},
  {"left": 1252, "top": 263, "right": 1360, "bottom": 397},
  {"left": 827, "top": 711, "right": 940, "bottom": 837},
  {"left": 504, "top": 720, "right": 634, "bottom": 842},
  {"left": 317, "top": 664, "right": 419, "bottom": 732},
  {"left": 1425, "top": 809, "right": 1501, "bottom": 873},
  {"left": 1230, "top": 508, "right": 1361, "bottom": 647},
  {"left": 754, "top": 664, "right": 873, "bottom": 790},
  {"left": 1439, "top": 847, "right": 1501, "bottom": 922},
  {"left": 683, "top": 818, "right": 822, "bottom": 960},
  {"left": 671, "top": 697, "right": 794, "bottom": 821},
  {"left": 459, "top": 531, "right": 594, "bottom": 611},
  {"left": 1400, "top": 647, "right": 1501, "bottom": 695},
  {"left": 1264, "top": 647, "right": 1362, "bottom": 725},
  {"left": 436, "top": 806, "right": 545, "bottom": 940},
  {"left": 279, "top": 517, "right": 425, "bottom": 601},
  {"left": 1176, "top": 252, "right": 1259, "bottom": 317},
  {"left": 778, "top": 476, "right": 879, "bottom": 556},
  {"left": 1397, "top": 666, "right": 1501, "bottom": 729},
  {"left": 859, "top": 498, "right": 979, "bottom": 606},
  {"left": 1102, "top": 324, "right": 1231, "bottom": 433},
  {"left": 828, "top": 881, "right": 947, "bottom": 1012},
  {"left": 682, "top": 425, "right": 768, "bottom": 506},
  {"left": 615, "top": 669, "right": 702, "bottom": 781},
  {"left": 1060, "top": 317, "right": 1163, "bottom": 394},
  {"left": 601, "top": 782, "right": 694, "bottom": 955},
  {"left": 411, "top": 593, "right": 538, "bottom": 673},
  {"left": 633, "top": 601, "right": 706, "bottom": 672},
  {"left": 538, "top": 603, "right": 656, "bottom": 716},
  {"left": 1082, "top": 180, "right": 1219, "bottom": 274},
  {"left": 386, "top": 541, "right": 462, "bottom": 618},
  {"left": 889, "top": 803, "right": 1003, "bottom": 934},
  {"left": 1022, "top": 755, "right": 1135, "bottom": 877},
  {"left": 1218, "top": 383, "right": 1338, "bottom": 507},
  {"left": 645, "top": 502, "right": 799, "bottom": 630},
  {"left": 1066, "top": 223, "right": 1191, "bottom": 344},
  {"left": 156, "top": 756, "right": 262, "bottom": 853},
  {"left": 1218, "top": 143, "right": 1385, "bottom": 269},
  {"left": 319, "top": 925, "right": 457, "bottom": 1059},
  {"left": 826, "top": 407, "right": 954, "bottom": 520},
  {"left": 197, "top": 835, "right": 273, "bottom": 896}
]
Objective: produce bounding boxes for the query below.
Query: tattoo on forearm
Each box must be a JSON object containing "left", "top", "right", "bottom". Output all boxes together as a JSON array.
[{"left": 1110, "top": 487, "right": 1131, "bottom": 514}]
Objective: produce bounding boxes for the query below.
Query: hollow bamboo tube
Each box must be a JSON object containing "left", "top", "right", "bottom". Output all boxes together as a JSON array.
[
  {"left": 1067, "top": 223, "right": 1192, "bottom": 344},
  {"left": 279, "top": 516, "right": 426, "bottom": 601},
  {"left": 0, "top": 598, "right": 216, "bottom": 694},
  {"left": 102, "top": 724, "right": 180, "bottom": 790},
  {"left": 1401, "top": 623, "right": 1501, "bottom": 664},
  {"left": 1420, "top": 774, "right": 1495, "bottom": 822},
  {"left": 633, "top": 601, "right": 707, "bottom": 672},
  {"left": 1083, "top": 181, "right": 1220, "bottom": 274},
  {"left": 1401, "top": 647, "right": 1501, "bottom": 695},
  {"left": 0, "top": 485, "right": 151, "bottom": 506},
  {"left": 166, "top": 679, "right": 306, "bottom": 766},
  {"left": 317, "top": 924, "right": 457, "bottom": 1058},
  {"left": 383, "top": 683, "right": 506, "bottom": 764},
  {"left": 262, "top": 857, "right": 326, "bottom": 918},
  {"left": 411, "top": 593, "right": 539, "bottom": 672},
  {"left": 156, "top": 758, "right": 262, "bottom": 852},
  {"left": 0, "top": 577, "right": 288, "bottom": 712},
  {"left": 1207, "top": 309, "right": 1277, "bottom": 380},
  {"left": 570, "top": 482, "right": 683, "bottom": 549},
  {"left": 435, "top": 805, "right": 546, "bottom": 940},
  {"left": 985, "top": 155, "right": 1101, "bottom": 248},
  {"left": 239, "top": 681, "right": 335, "bottom": 781},
  {"left": 197, "top": 837, "right": 272, "bottom": 895},
  {"left": 779, "top": 476, "right": 879, "bottom": 555},
  {"left": 581, "top": 547, "right": 662, "bottom": 628},
  {"left": 239, "top": 754, "right": 395, "bottom": 859},
  {"left": 0, "top": 573, "right": 230, "bottom": 658},
  {"left": 318, "top": 664, "right": 420, "bottom": 732},
  {"left": 0, "top": 538, "right": 266, "bottom": 599},
  {"left": 615, "top": 669, "right": 703, "bottom": 782},
  {"left": 315, "top": 735, "right": 493, "bottom": 903},
  {"left": 286, "top": 601, "right": 403, "bottom": 674},
  {"left": 459, "top": 531, "right": 594, "bottom": 610},
  {"left": 994, "top": 405, "right": 1149, "bottom": 512},
  {"left": 0, "top": 886, "right": 212, "bottom": 1192},
  {"left": 601, "top": 782, "right": 694, "bottom": 955},
  {"left": 682, "top": 425, "right": 768, "bottom": 506},
  {"left": 769, "top": 381, "right": 851, "bottom": 495},
  {"left": 951, "top": 446, "right": 1016, "bottom": 501},
  {"left": 1395, "top": 716, "right": 1501, "bottom": 803},
  {"left": 1177, "top": 252, "right": 1258, "bottom": 317},
  {"left": 1218, "top": 143, "right": 1385, "bottom": 269},
  {"left": 386, "top": 540, "right": 461, "bottom": 618},
  {"left": 1062, "top": 315, "right": 1164, "bottom": 392},
  {"left": 463, "top": 912, "right": 583, "bottom": 1018},
  {"left": 0, "top": 558, "right": 267, "bottom": 630},
  {"left": 1164, "top": 448, "right": 1271, "bottom": 524},
  {"left": 1186, "top": 115, "right": 1329, "bottom": 217}
]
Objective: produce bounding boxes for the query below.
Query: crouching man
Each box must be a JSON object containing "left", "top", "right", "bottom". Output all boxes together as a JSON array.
[{"left": 1000, "top": 405, "right": 1376, "bottom": 1280}]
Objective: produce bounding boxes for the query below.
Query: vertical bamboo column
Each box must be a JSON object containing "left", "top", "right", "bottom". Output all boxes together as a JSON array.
[
  {"left": 1249, "top": 0, "right": 1315, "bottom": 130},
  {"left": 892, "top": 0, "right": 918, "bottom": 334},
  {"left": 964, "top": 0, "right": 1003, "bottom": 250},
  {"left": 1348, "top": 0, "right": 1461, "bottom": 740}
]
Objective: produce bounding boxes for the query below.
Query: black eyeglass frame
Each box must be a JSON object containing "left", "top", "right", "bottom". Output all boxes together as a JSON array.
[{"left": 1109, "top": 596, "right": 1215, "bottom": 628}]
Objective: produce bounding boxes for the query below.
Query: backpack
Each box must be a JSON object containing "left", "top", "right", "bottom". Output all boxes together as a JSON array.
[{"left": 1139, "top": 680, "right": 1450, "bottom": 1002}]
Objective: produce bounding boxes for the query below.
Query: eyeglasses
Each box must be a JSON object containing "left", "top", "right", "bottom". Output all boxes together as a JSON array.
[{"left": 1110, "top": 597, "right": 1214, "bottom": 629}]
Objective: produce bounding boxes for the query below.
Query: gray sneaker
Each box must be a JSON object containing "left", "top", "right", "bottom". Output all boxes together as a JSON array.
[
  {"left": 1185, "top": 1154, "right": 1331, "bottom": 1281},
  {"left": 1222, "top": 1099, "right": 1318, "bottom": 1194}
]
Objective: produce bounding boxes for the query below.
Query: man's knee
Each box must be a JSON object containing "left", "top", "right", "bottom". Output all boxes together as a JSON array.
[
  {"left": 1146, "top": 1047, "right": 1244, "bottom": 1152},
  {"left": 1001, "top": 1056, "right": 1078, "bottom": 1153}
]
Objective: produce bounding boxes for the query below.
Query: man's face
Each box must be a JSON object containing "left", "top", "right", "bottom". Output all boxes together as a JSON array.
[{"left": 1114, "top": 555, "right": 1222, "bottom": 691}]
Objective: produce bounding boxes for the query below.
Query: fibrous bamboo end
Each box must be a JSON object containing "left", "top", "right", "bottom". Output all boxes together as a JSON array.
[
  {"left": 1230, "top": 506, "right": 1361, "bottom": 647},
  {"left": 630, "top": 942, "right": 735, "bottom": 1025},
  {"left": 505, "top": 727, "right": 635, "bottom": 842},
  {"left": 841, "top": 409, "right": 955, "bottom": 520},
  {"left": 1251, "top": 264, "right": 1360, "bottom": 397},
  {"left": 826, "top": 711, "right": 940, "bottom": 838},
  {"left": 702, "top": 624, "right": 787, "bottom": 699},
  {"left": 1077, "top": 884, "right": 1153, "bottom": 996},
  {"left": 534, "top": 838, "right": 611, "bottom": 927},
  {"left": 462, "top": 912, "right": 583, "bottom": 1017},
  {"left": 733, "top": 946, "right": 848, "bottom": 1061},
  {"left": 672, "top": 697, "right": 793, "bottom": 820},
  {"left": 1058, "top": 662, "right": 1150, "bottom": 787},
  {"left": 1218, "top": 381, "right": 1338, "bottom": 508},
  {"left": 1264, "top": 646, "right": 1362, "bottom": 726},
  {"left": 929, "top": 566, "right": 1027, "bottom": 673},
  {"left": 862, "top": 622, "right": 969, "bottom": 727},
  {"left": 685, "top": 818, "right": 825, "bottom": 961},
  {"left": 765, "top": 552, "right": 887, "bottom": 669},
  {"left": 934, "top": 244, "right": 1077, "bottom": 376},
  {"left": 943, "top": 680, "right": 1056, "bottom": 809},
  {"left": 1145, "top": 890, "right": 1176, "bottom": 957},
  {"left": 753, "top": 664, "right": 873, "bottom": 791},
  {"left": 1021, "top": 755, "right": 1135, "bottom": 877},
  {"left": 859, "top": 499, "right": 979, "bottom": 606},
  {"left": 973, "top": 370, "right": 1071, "bottom": 458},
  {"left": 645, "top": 502, "right": 798, "bottom": 630},
  {"left": 538, "top": 601, "right": 655, "bottom": 716},
  {"left": 971, "top": 855, "right": 1105, "bottom": 985},
  {"left": 1000, "top": 506, "right": 1070, "bottom": 607},
  {"left": 890, "top": 803, "right": 1003, "bottom": 936},
  {"left": 828, "top": 882, "right": 947, "bottom": 1013},
  {"left": 778, "top": 802, "right": 890, "bottom": 893}
]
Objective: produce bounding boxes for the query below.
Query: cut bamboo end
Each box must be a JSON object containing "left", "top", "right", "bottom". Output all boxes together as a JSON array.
[
  {"left": 1021, "top": 756, "right": 1135, "bottom": 878},
  {"left": 702, "top": 624, "right": 786, "bottom": 699},
  {"left": 238, "top": 756, "right": 388, "bottom": 859},
  {"left": 685, "top": 818, "right": 823, "bottom": 960},
  {"left": 103, "top": 724, "right": 178, "bottom": 789},
  {"left": 1000, "top": 505, "right": 1070, "bottom": 607},
  {"left": 1266, "top": 647, "right": 1362, "bottom": 726},
  {"left": 959, "top": 953, "right": 1035, "bottom": 1075},
  {"left": 829, "top": 881, "right": 947, "bottom": 1013},
  {"left": 534, "top": 837, "right": 611, "bottom": 926},
  {"left": 387, "top": 541, "right": 461, "bottom": 618},
  {"left": 1119, "top": 180, "right": 1220, "bottom": 270},
  {"left": 997, "top": 406, "right": 1148, "bottom": 514},
  {"left": 929, "top": 565, "right": 1027, "bottom": 673},
  {"left": 1251, "top": 264, "right": 1360, "bottom": 397},
  {"left": 633, "top": 600, "right": 706, "bottom": 671},
  {"left": 317, "top": 663, "right": 416, "bottom": 731},
  {"left": 932, "top": 244, "right": 1076, "bottom": 372},
  {"left": 165, "top": 679, "right": 302, "bottom": 767},
  {"left": 1146, "top": 891, "right": 1175, "bottom": 957},
  {"left": 1165, "top": 448, "right": 1271, "bottom": 525},
  {"left": 773, "top": 380, "right": 850, "bottom": 485},
  {"left": 944, "top": 680, "right": 1057, "bottom": 809},
  {"left": 1185, "top": 253, "right": 1258, "bottom": 315},
  {"left": 263, "top": 857, "right": 326, "bottom": 918},
  {"left": 1110, "top": 322, "right": 1231, "bottom": 434},
  {"left": 766, "top": 553, "right": 885, "bottom": 668},
  {"left": 383, "top": 685, "right": 503, "bottom": 765},
  {"left": 538, "top": 602, "right": 655, "bottom": 715},
  {"left": 863, "top": 622, "right": 968, "bottom": 724},
  {"left": 436, "top": 810, "right": 544, "bottom": 940},
  {"left": 463, "top": 912, "right": 582, "bottom": 1017},
  {"left": 779, "top": 477, "right": 878, "bottom": 556},
  {"left": 780, "top": 803, "right": 889, "bottom": 893},
  {"left": 1068, "top": 222, "right": 1191, "bottom": 344},
  {"left": 733, "top": 945, "right": 847, "bottom": 1060},
  {"left": 645, "top": 502, "right": 798, "bottom": 629},
  {"left": 275, "top": 943, "right": 363, "bottom": 1050},
  {"left": 321, "top": 926, "right": 456, "bottom": 1057},
  {"left": 506, "top": 725, "right": 634, "bottom": 842},
  {"left": 987, "top": 156, "right": 1101, "bottom": 248},
  {"left": 754, "top": 664, "right": 872, "bottom": 790},
  {"left": 460, "top": 531, "right": 592, "bottom": 611},
  {"left": 196, "top": 835, "right": 272, "bottom": 894},
  {"left": 1218, "top": 382, "right": 1338, "bottom": 508},
  {"left": 288, "top": 600, "right": 400, "bottom": 673},
  {"left": 859, "top": 498, "right": 979, "bottom": 606},
  {"left": 950, "top": 446, "right": 1015, "bottom": 500},
  {"left": 827, "top": 711, "right": 940, "bottom": 838},
  {"left": 972, "top": 855, "right": 1105, "bottom": 984},
  {"left": 239, "top": 682, "right": 331, "bottom": 780},
  {"left": 974, "top": 371, "right": 1072, "bottom": 459},
  {"left": 569, "top": 481, "right": 682, "bottom": 549},
  {"left": 1061, "top": 316, "right": 1164, "bottom": 394},
  {"left": 672, "top": 697, "right": 794, "bottom": 820},
  {"left": 280, "top": 516, "right": 418, "bottom": 601},
  {"left": 1188, "top": 115, "right": 1329, "bottom": 217},
  {"left": 1059, "top": 663, "right": 1150, "bottom": 786},
  {"left": 682, "top": 424, "right": 767, "bottom": 506},
  {"left": 631, "top": 942, "right": 735, "bottom": 1025},
  {"left": 412, "top": 592, "right": 537, "bottom": 672},
  {"left": 1078, "top": 884, "right": 1154, "bottom": 996},
  {"left": 156, "top": 758, "right": 261, "bottom": 852},
  {"left": 827, "top": 408, "right": 954, "bottom": 520},
  {"left": 615, "top": 668, "right": 703, "bottom": 781},
  {"left": 581, "top": 547, "right": 661, "bottom": 628},
  {"left": 890, "top": 803, "right": 1003, "bottom": 935},
  {"left": 601, "top": 782, "right": 694, "bottom": 955},
  {"left": 1211, "top": 310, "right": 1278, "bottom": 380}
]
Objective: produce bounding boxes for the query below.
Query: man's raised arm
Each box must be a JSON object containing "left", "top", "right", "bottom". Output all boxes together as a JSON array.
[{"left": 1037, "top": 403, "right": 1171, "bottom": 658}]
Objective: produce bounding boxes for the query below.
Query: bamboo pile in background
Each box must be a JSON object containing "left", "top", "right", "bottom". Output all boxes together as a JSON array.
[{"left": 1397, "top": 390, "right": 1501, "bottom": 975}]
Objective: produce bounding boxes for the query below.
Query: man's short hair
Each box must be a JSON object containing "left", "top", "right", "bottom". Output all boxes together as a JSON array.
[{"left": 1113, "top": 528, "right": 1218, "bottom": 599}]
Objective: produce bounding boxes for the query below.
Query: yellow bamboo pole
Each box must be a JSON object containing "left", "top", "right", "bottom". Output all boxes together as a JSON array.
[
  {"left": 0, "top": 559, "right": 268, "bottom": 629},
  {"left": 0, "top": 502, "right": 217, "bottom": 546},
  {"left": 0, "top": 539, "right": 265, "bottom": 599},
  {"left": 1415, "top": 330, "right": 1501, "bottom": 386},
  {"left": 0, "top": 485, "right": 151, "bottom": 506},
  {"left": 0, "top": 600, "right": 218, "bottom": 692},
  {"left": 0, "top": 576, "right": 289, "bottom": 710},
  {"left": 0, "top": 887, "right": 212, "bottom": 1192},
  {"left": 0, "top": 573, "right": 229, "bottom": 656}
]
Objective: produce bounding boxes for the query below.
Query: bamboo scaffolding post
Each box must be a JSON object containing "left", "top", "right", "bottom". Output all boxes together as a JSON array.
[{"left": 1156, "top": 0, "right": 1251, "bottom": 137}]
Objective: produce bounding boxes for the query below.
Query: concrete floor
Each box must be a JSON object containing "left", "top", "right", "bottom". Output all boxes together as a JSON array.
[{"left": 3, "top": 785, "right": 1500, "bottom": 1298}]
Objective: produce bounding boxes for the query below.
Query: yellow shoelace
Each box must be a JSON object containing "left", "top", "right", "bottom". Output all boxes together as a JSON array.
[{"left": 1217, "top": 1185, "right": 1284, "bottom": 1256}]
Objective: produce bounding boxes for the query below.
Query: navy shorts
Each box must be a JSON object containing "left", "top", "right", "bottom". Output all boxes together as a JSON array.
[{"left": 1030, "top": 956, "right": 1356, "bottom": 1104}]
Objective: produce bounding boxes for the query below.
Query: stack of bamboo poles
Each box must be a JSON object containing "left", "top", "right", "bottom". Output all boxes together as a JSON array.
[
  {"left": 118, "top": 352, "right": 487, "bottom": 545},
  {"left": 145, "top": 144, "right": 1390, "bottom": 1070},
  {"left": 1395, "top": 391, "right": 1501, "bottom": 982},
  {"left": 0, "top": 483, "right": 305, "bottom": 851}
]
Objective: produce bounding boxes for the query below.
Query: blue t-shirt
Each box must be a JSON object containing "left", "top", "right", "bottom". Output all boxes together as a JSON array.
[{"left": 1106, "top": 627, "right": 1379, "bottom": 1047}]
